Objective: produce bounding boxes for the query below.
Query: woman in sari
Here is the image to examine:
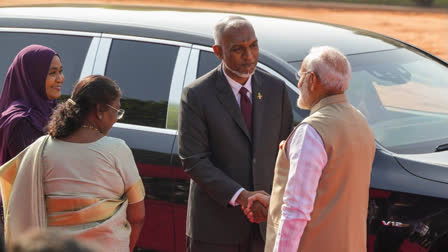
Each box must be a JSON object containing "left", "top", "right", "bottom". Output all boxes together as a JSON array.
[
  {"left": 0, "top": 75, "right": 145, "bottom": 252},
  {"left": 0, "top": 44, "right": 64, "bottom": 165}
]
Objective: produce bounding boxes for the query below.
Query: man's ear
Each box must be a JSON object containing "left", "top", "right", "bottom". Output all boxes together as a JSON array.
[
  {"left": 212, "top": 45, "right": 223, "bottom": 60},
  {"left": 309, "top": 72, "right": 318, "bottom": 92},
  {"left": 96, "top": 104, "right": 103, "bottom": 120}
]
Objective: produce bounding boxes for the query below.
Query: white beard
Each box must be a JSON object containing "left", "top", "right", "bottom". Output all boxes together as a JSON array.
[
  {"left": 297, "top": 96, "right": 308, "bottom": 110},
  {"left": 223, "top": 62, "right": 255, "bottom": 79},
  {"left": 297, "top": 79, "right": 311, "bottom": 109}
]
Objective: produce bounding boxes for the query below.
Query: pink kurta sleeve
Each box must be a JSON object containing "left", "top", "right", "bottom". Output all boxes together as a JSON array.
[{"left": 274, "top": 123, "right": 327, "bottom": 252}]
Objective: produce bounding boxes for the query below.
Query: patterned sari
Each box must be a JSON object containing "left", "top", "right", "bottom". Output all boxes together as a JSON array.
[{"left": 0, "top": 135, "right": 145, "bottom": 251}]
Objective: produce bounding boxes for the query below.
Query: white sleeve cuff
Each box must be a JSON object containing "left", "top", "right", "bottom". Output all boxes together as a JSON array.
[{"left": 229, "top": 188, "right": 245, "bottom": 206}]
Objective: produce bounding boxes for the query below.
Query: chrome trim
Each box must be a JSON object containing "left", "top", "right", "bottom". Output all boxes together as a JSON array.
[
  {"left": 192, "top": 44, "right": 213, "bottom": 52},
  {"left": 102, "top": 33, "right": 192, "bottom": 48},
  {"left": 0, "top": 27, "right": 100, "bottom": 37},
  {"left": 381, "top": 220, "right": 410, "bottom": 228},
  {"left": 79, "top": 37, "right": 101, "bottom": 79},
  {"left": 166, "top": 47, "right": 191, "bottom": 130},
  {"left": 113, "top": 122, "right": 177, "bottom": 135},
  {"left": 92, "top": 37, "right": 112, "bottom": 75},
  {"left": 184, "top": 48, "right": 200, "bottom": 88}
]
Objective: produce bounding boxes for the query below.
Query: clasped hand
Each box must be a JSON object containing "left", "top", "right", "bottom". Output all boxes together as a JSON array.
[{"left": 237, "top": 190, "right": 271, "bottom": 223}]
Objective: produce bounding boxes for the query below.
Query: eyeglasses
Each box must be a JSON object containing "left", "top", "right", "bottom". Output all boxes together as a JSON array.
[
  {"left": 106, "top": 104, "right": 125, "bottom": 120},
  {"left": 294, "top": 71, "right": 312, "bottom": 81}
]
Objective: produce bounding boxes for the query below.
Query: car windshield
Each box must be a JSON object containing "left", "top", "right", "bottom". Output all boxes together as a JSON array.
[{"left": 345, "top": 48, "right": 448, "bottom": 154}]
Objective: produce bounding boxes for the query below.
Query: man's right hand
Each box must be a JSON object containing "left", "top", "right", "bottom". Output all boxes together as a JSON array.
[
  {"left": 236, "top": 190, "right": 269, "bottom": 207},
  {"left": 248, "top": 200, "right": 268, "bottom": 223},
  {"left": 237, "top": 190, "right": 269, "bottom": 223},
  {"left": 243, "top": 192, "right": 271, "bottom": 223},
  {"left": 247, "top": 193, "right": 270, "bottom": 209}
]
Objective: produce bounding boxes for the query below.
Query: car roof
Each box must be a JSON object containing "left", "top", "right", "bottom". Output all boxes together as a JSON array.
[{"left": 0, "top": 6, "right": 405, "bottom": 63}]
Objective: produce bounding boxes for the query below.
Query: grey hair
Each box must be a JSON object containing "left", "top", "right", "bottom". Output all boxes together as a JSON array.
[
  {"left": 213, "top": 15, "right": 252, "bottom": 45},
  {"left": 303, "top": 46, "right": 352, "bottom": 92}
]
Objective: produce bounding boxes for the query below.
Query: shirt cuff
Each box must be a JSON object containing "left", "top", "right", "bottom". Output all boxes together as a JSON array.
[{"left": 229, "top": 188, "right": 245, "bottom": 206}]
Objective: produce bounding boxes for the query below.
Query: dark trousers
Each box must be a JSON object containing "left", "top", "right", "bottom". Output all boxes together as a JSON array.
[{"left": 186, "top": 224, "right": 264, "bottom": 252}]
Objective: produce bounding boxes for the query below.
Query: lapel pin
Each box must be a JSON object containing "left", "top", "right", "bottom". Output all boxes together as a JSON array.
[{"left": 257, "top": 92, "right": 263, "bottom": 100}]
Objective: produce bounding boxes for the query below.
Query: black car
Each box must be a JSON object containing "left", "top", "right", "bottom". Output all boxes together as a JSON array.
[{"left": 1, "top": 6, "right": 447, "bottom": 252}]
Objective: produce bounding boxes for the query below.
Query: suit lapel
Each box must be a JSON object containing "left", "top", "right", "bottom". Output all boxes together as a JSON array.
[
  {"left": 251, "top": 72, "right": 264, "bottom": 151},
  {"left": 215, "top": 65, "right": 252, "bottom": 141}
]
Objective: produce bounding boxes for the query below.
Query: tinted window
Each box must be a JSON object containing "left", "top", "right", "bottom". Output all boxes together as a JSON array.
[
  {"left": 0, "top": 32, "right": 91, "bottom": 94},
  {"left": 346, "top": 48, "right": 448, "bottom": 154},
  {"left": 197, "top": 51, "right": 220, "bottom": 78},
  {"left": 106, "top": 40, "right": 179, "bottom": 128}
]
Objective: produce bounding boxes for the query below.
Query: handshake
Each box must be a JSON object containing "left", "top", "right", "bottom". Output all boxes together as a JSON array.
[{"left": 237, "top": 190, "right": 271, "bottom": 223}]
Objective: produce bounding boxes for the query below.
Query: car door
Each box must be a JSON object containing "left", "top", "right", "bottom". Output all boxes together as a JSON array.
[{"left": 91, "top": 34, "right": 191, "bottom": 252}]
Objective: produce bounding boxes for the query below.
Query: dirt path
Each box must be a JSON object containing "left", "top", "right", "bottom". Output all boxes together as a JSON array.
[{"left": 1, "top": 0, "right": 447, "bottom": 60}]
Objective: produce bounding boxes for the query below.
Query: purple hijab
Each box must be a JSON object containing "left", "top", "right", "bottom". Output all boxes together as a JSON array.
[{"left": 0, "top": 45, "right": 58, "bottom": 164}]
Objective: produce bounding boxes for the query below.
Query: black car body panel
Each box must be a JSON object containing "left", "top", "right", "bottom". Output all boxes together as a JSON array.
[
  {"left": 0, "top": 7, "right": 406, "bottom": 60},
  {"left": 396, "top": 152, "right": 448, "bottom": 184},
  {"left": 371, "top": 148, "right": 448, "bottom": 199}
]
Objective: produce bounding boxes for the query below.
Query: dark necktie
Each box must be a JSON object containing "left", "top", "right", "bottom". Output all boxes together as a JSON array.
[{"left": 239, "top": 87, "right": 252, "bottom": 133}]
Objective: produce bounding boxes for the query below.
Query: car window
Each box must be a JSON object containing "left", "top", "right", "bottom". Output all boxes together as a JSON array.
[
  {"left": 0, "top": 32, "right": 91, "bottom": 95},
  {"left": 105, "top": 39, "right": 179, "bottom": 128},
  {"left": 347, "top": 48, "right": 448, "bottom": 154},
  {"left": 197, "top": 50, "right": 221, "bottom": 78}
]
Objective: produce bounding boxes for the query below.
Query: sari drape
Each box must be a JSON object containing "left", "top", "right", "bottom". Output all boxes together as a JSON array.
[
  {"left": 0, "top": 136, "right": 139, "bottom": 251},
  {"left": 0, "top": 135, "right": 48, "bottom": 245}
]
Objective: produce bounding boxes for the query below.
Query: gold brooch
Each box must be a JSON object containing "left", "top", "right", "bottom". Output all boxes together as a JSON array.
[{"left": 257, "top": 92, "right": 263, "bottom": 100}]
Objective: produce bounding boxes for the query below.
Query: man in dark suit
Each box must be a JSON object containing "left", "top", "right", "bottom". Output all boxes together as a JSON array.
[{"left": 178, "top": 15, "right": 292, "bottom": 251}]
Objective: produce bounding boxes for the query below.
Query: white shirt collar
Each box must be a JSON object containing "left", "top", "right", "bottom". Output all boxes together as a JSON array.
[{"left": 222, "top": 65, "right": 253, "bottom": 98}]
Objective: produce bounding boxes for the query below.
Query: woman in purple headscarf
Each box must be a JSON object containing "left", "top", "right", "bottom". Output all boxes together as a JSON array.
[{"left": 0, "top": 44, "right": 64, "bottom": 165}]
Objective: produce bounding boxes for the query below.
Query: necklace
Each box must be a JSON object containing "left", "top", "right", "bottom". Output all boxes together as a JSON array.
[{"left": 81, "top": 124, "right": 102, "bottom": 134}]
